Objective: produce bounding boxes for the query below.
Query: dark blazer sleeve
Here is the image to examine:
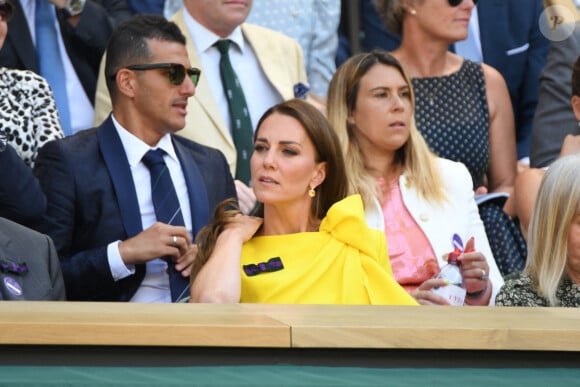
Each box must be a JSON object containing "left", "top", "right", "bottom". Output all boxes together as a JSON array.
[
  {"left": 0, "top": 144, "right": 46, "bottom": 228},
  {"left": 58, "top": 0, "right": 132, "bottom": 50},
  {"left": 512, "top": 0, "right": 550, "bottom": 160},
  {"left": 0, "top": 1, "right": 37, "bottom": 75},
  {"left": 530, "top": 23, "right": 580, "bottom": 168},
  {"left": 34, "top": 132, "right": 138, "bottom": 301}
]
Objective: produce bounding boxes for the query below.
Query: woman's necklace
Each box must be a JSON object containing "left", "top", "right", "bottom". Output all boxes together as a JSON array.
[{"left": 426, "top": 76, "right": 443, "bottom": 107}]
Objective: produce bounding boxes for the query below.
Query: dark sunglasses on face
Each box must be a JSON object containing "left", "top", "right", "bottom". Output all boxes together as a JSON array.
[
  {"left": 448, "top": 0, "right": 477, "bottom": 6},
  {"left": 0, "top": 0, "right": 14, "bottom": 22},
  {"left": 126, "top": 63, "right": 201, "bottom": 86}
]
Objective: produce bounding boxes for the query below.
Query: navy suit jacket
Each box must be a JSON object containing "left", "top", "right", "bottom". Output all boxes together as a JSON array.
[
  {"left": 0, "top": 144, "right": 46, "bottom": 228},
  {"left": 339, "top": 0, "right": 549, "bottom": 159},
  {"left": 33, "top": 117, "right": 236, "bottom": 301},
  {"left": 477, "top": 0, "right": 549, "bottom": 159},
  {"left": 0, "top": 0, "right": 131, "bottom": 104}
]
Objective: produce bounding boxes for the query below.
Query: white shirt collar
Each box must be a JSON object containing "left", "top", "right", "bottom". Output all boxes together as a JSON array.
[
  {"left": 110, "top": 115, "right": 178, "bottom": 168},
  {"left": 182, "top": 8, "right": 246, "bottom": 54}
]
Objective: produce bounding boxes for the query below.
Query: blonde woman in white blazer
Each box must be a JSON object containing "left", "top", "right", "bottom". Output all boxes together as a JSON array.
[{"left": 327, "top": 50, "right": 503, "bottom": 305}]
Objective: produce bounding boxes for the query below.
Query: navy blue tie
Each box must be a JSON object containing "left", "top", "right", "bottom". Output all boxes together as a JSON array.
[
  {"left": 142, "top": 149, "right": 188, "bottom": 302},
  {"left": 35, "top": 0, "right": 72, "bottom": 136}
]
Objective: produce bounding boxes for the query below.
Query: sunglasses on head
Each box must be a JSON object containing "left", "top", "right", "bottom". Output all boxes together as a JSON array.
[
  {"left": 448, "top": 0, "right": 477, "bottom": 6},
  {"left": 126, "top": 63, "right": 201, "bottom": 86},
  {"left": 0, "top": 0, "right": 14, "bottom": 22}
]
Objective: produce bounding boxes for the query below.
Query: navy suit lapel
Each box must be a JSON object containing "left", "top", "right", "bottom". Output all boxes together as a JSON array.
[
  {"left": 172, "top": 138, "right": 209, "bottom": 236},
  {"left": 6, "top": 1, "right": 37, "bottom": 70},
  {"left": 97, "top": 117, "right": 143, "bottom": 238},
  {"left": 477, "top": 0, "right": 506, "bottom": 64}
]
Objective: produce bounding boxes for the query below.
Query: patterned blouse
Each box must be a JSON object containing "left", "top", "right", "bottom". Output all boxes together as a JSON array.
[
  {"left": 0, "top": 68, "right": 63, "bottom": 167},
  {"left": 496, "top": 274, "right": 580, "bottom": 307},
  {"left": 411, "top": 60, "right": 489, "bottom": 189}
]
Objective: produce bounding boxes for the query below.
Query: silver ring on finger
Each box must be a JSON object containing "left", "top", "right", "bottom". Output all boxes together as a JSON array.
[
  {"left": 172, "top": 235, "right": 178, "bottom": 248},
  {"left": 479, "top": 268, "right": 487, "bottom": 281}
]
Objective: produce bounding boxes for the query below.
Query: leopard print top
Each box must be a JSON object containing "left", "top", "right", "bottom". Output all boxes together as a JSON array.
[{"left": 0, "top": 68, "right": 64, "bottom": 167}]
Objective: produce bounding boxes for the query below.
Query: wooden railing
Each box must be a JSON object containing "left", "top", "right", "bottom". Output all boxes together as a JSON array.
[
  {"left": 1, "top": 302, "right": 580, "bottom": 349},
  {"left": 1, "top": 302, "right": 579, "bottom": 367}
]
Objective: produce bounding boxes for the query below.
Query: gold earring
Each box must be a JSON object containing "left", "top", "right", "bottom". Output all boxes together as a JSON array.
[
  {"left": 409, "top": 9, "right": 416, "bottom": 15},
  {"left": 309, "top": 187, "right": 316, "bottom": 198}
]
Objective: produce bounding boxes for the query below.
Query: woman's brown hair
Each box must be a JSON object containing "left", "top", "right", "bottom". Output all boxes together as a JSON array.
[{"left": 190, "top": 99, "right": 349, "bottom": 284}]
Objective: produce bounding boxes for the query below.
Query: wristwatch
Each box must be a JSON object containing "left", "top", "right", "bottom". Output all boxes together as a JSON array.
[{"left": 65, "top": 0, "right": 86, "bottom": 16}]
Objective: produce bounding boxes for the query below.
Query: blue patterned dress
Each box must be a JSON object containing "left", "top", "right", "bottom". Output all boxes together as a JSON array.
[{"left": 411, "top": 60, "right": 526, "bottom": 276}]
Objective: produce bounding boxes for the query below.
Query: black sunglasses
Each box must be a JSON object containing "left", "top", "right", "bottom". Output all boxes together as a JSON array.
[
  {"left": 448, "top": 0, "right": 477, "bottom": 6},
  {"left": 126, "top": 63, "right": 201, "bottom": 86},
  {"left": 0, "top": 1, "right": 14, "bottom": 22}
]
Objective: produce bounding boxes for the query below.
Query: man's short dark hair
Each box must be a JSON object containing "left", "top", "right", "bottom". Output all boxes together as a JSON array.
[{"left": 105, "top": 14, "right": 187, "bottom": 100}]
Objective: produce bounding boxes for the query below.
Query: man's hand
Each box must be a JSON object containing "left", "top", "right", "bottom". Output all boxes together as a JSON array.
[{"left": 118, "top": 222, "right": 191, "bottom": 265}]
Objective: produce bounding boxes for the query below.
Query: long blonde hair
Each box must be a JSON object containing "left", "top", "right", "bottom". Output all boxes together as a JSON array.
[
  {"left": 326, "top": 50, "right": 446, "bottom": 208},
  {"left": 525, "top": 155, "right": 580, "bottom": 306}
]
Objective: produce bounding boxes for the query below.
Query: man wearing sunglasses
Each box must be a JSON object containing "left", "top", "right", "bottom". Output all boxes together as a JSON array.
[
  {"left": 0, "top": 0, "right": 131, "bottom": 136},
  {"left": 94, "top": 0, "right": 310, "bottom": 215},
  {"left": 33, "top": 14, "right": 236, "bottom": 302}
]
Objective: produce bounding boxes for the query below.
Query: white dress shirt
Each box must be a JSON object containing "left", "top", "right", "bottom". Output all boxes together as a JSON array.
[
  {"left": 182, "top": 10, "right": 282, "bottom": 134},
  {"left": 106, "top": 115, "right": 193, "bottom": 303}
]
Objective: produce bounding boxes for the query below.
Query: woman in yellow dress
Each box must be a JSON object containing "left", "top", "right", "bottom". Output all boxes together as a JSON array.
[{"left": 189, "top": 99, "right": 417, "bottom": 305}]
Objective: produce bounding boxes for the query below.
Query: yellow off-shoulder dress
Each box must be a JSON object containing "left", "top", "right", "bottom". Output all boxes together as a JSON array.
[{"left": 240, "top": 195, "right": 418, "bottom": 305}]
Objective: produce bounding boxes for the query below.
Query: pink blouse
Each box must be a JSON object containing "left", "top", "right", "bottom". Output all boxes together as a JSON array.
[{"left": 379, "top": 178, "right": 439, "bottom": 292}]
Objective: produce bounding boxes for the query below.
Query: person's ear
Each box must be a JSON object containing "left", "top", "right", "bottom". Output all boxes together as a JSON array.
[
  {"left": 347, "top": 114, "right": 356, "bottom": 126},
  {"left": 310, "top": 161, "right": 327, "bottom": 189},
  {"left": 401, "top": 0, "right": 416, "bottom": 13},
  {"left": 572, "top": 95, "right": 580, "bottom": 122},
  {"left": 116, "top": 68, "right": 138, "bottom": 98}
]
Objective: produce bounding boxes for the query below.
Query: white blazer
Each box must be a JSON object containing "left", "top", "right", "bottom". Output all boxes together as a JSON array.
[{"left": 365, "top": 158, "right": 504, "bottom": 305}]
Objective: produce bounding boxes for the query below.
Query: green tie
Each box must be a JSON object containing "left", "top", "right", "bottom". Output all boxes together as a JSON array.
[{"left": 215, "top": 39, "right": 253, "bottom": 184}]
